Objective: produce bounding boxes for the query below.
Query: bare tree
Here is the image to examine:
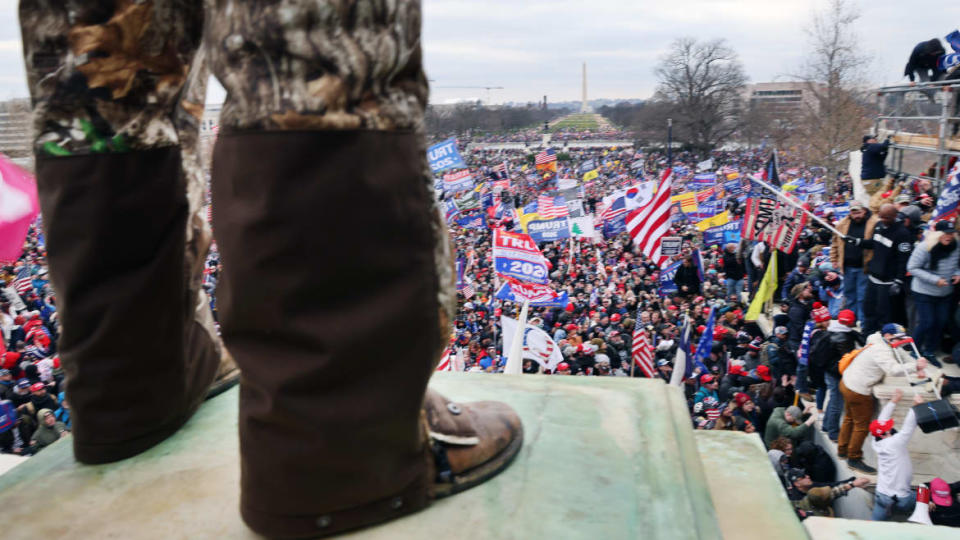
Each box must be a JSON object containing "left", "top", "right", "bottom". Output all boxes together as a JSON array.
[
  {"left": 739, "top": 102, "right": 796, "bottom": 150},
  {"left": 794, "top": 0, "right": 873, "bottom": 188},
  {"left": 654, "top": 38, "right": 747, "bottom": 154}
]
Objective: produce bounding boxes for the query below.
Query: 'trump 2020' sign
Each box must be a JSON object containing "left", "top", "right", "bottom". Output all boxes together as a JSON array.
[{"left": 493, "top": 229, "right": 549, "bottom": 284}]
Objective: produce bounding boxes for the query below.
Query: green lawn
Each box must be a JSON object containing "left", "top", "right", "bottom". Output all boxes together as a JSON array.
[{"left": 550, "top": 114, "right": 600, "bottom": 131}]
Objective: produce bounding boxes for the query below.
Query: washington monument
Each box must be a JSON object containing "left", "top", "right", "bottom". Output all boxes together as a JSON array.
[{"left": 580, "top": 62, "right": 588, "bottom": 113}]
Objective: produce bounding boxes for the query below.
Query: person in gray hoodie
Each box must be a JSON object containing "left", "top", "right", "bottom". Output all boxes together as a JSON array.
[{"left": 907, "top": 221, "right": 960, "bottom": 362}]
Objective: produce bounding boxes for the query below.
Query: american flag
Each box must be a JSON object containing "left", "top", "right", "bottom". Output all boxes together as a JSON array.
[
  {"left": 13, "top": 268, "right": 33, "bottom": 295},
  {"left": 462, "top": 284, "right": 475, "bottom": 299},
  {"left": 600, "top": 201, "right": 625, "bottom": 223},
  {"left": 625, "top": 168, "right": 673, "bottom": 267},
  {"left": 535, "top": 148, "right": 557, "bottom": 165},
  {"left": 537, "top": 195, "right": 569, "bottom": 219},
  {"left": 436, "top": 346, "right": 453, "bottom": 371},
  {"left": 492, "top": 161, "right": 509, "bottom": 178},
  {"left": 632, "top": 315, "right": 656, "bottom": 378}
]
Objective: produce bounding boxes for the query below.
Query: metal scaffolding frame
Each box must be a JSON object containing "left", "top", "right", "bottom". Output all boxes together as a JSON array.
[{"left": 873, "top": 78, "right": 960, "bottom": 189}]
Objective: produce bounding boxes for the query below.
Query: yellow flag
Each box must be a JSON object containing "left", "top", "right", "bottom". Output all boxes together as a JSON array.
[
  {"left": 515, "top": 206, "right": 539, "bottom": 233},
  {"left": 746, "top": 253, "right": 778, "bottom": 321},
  {"left": 583, "top": 169, "right": 599, "bottom": 182},
  {"left": 695, "top": 211, "right": 730, "bottom": 232},
  {"left": 670, "top": 192, "right": 698, "bottom": 214}
]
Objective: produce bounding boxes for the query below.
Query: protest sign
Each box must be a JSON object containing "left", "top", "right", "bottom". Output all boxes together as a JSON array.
[{"left": 427, "top": 138, "right": 466, "bottom": 172}]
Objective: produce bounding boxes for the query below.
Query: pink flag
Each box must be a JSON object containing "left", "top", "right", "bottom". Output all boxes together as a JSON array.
[{"left": 0, "top": 155, "right": 39, "bottom": 263}]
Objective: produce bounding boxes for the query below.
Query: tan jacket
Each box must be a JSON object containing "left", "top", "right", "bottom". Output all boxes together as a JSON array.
[
  {"left": 868, "top": 178, "right": 904, "bottom": 213},
  {"left": 831, "top": 213, "right": 879, "bottom": 270}
]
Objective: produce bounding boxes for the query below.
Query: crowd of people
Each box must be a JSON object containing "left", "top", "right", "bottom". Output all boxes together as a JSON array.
[
  {"left": 435, "top": 129, "right": 960, "bottom": 524},
  {"left": 3, "top": 120, "right": 960, "bottom": 524},
  {"left": 1, "top": 222, "right": 68, "bottom": 457}
]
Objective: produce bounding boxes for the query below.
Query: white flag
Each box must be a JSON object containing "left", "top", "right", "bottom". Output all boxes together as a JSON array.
[
  {"left": 501, "top": 316, "right": 564, "bottom": 371},
  {"left": 623, "top": 182, "right": 655, "bottom": 211}
]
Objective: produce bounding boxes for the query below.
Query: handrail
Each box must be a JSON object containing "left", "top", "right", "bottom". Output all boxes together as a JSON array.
[{"left": 876, "top": 79, "right": 960, "bottom": 92}]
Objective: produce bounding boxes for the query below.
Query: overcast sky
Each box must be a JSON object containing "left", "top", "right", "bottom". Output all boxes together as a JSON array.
[{"left": 0, "top": 1, "right": 957, "bottom": 105}]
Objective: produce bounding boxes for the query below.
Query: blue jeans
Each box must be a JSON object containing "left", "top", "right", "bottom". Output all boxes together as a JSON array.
[
  {"left": 872, "top": 491, "right": 916, "bottom": 521},
  {"left": 842, "top": 267, "right": 868, "bottom": 322},
  {"left": 796, "top": 362, "right": 809, "bottom": 394},
  {"left": 725, "top": 278, "right": 744, "bottom": 299},
  {"left": 823, "top": 372, "right": 843, "bottom": 437},
  {"left": 912, "top": 292, "right": 952, "bottom": 356}
]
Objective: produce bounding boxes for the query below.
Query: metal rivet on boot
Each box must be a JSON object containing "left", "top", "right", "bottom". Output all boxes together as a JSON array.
[
  {"left": 447, "top": 403, "right": 462, "bottom": 415},
  {"left": 390, "top": 496, "right": 404, "bottom": 510},
  {"left": 316, "top": 515, "right": 332, "bottom": 528}
]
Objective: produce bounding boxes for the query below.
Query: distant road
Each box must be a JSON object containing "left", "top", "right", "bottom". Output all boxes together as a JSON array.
[{"left": 467, "top": 140, "right": 633, "bottom": 151}]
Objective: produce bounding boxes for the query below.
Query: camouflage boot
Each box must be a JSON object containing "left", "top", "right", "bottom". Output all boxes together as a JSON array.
[
  {"left": 19, "top": 0, "right": 230, "bottom": 464},
  {"left": 206, "top": 0, "right": 521, "bottom": 536}
]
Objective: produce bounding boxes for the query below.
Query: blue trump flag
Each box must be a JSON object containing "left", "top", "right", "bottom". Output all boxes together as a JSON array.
[
  {"left": 659, "top": 260, "right": 681, "bottom": 295},
  {"left": 427, "top": 138, "right": 467, "bottom": 173},
  {"left": 456, "top": 214, "right": 485, "bottom": 229},
  {"left": 691, "top": 310, "right": 714, "bottom": 375},
  {"left": 702, "top": 221, "right": 742, "bottom": 248}
]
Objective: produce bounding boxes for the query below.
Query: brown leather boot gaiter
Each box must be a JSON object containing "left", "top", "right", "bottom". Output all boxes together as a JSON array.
[
  {"left": 212, "top": 130, "right": 444, "bottom": 538},
  {"left": 36, "top": 148, "right": 217, "bottom": 464}
]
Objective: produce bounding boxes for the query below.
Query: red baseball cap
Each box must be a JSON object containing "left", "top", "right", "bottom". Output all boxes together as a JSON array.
[
  {"left": 870, "top": 418, "right": 895, "bottom": 437},
  {"left": 30, "top": 382, "right": 45, "bottom": 392},
  {"left": 700, "top": 374, "right": 716, "bottom": 384},
  {"left": 838, "top": 309, "right": 856, "bottom": 326},
  {"left": 756, "top": 365, "right": 772, "bottom": 381}
]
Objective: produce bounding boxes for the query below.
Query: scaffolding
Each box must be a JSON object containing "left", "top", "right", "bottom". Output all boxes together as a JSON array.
[{"left": 874, "top": 78, "right": 960, "bottom": 189}]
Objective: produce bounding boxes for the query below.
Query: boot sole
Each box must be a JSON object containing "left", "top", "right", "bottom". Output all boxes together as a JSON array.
[
  {"left": 206, "top": 367, "right": 241, "bottom": 400},
  {"left": 433, "top": 423, "right": 524, "bottom": 499}
]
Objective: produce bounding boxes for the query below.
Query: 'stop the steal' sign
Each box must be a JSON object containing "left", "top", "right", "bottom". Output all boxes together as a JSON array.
[
  {"left": 492, "top": 229, "right": 549, "bottom": 284},
  {"left": 427, "top": 138, "right": 467, "bottom": 173}
]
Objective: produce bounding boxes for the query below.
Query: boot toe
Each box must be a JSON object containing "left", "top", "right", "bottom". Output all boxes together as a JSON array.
[{"left": 425, "top": 391, "right": 524, "bottom": 498}]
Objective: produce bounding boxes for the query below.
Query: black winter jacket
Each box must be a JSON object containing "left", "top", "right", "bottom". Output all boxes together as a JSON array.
[
  {"left": 864, "top": 221, "right": 913, "bottom": 282},
  {"left": 860, "top": 140, "right": 890, "bottom": 180}
]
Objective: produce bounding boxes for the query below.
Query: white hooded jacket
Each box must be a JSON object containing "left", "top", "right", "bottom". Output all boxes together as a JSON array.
[{"left": 841, "top": 332, "right": 920, "bottom": 396}]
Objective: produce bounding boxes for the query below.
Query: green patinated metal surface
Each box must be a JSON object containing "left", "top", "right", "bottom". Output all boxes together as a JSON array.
[
  {"left": 695, "top": 430, "right": 809, "bottom": 540},
  {"left": 0, "top": 374, "right": 735, "bottom": 539}
]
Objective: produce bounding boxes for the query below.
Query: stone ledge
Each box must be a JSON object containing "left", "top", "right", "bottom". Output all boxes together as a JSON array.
[{"left": 0, "top": 374, "right": 730, "bottom": 540}]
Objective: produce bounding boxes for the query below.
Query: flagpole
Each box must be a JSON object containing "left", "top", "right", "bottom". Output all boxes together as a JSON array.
[
  {"left": 669, "top": 313, "right": 688, "bottom": 387},
  {"left": 747, "top": 175, "right": 845, "bottom": 237},
  {"left": 667, "top": 118, "right": 673, "bottom": 168},
  {"left": 504, "top": 299, "right": 529, "bottom": 375}
]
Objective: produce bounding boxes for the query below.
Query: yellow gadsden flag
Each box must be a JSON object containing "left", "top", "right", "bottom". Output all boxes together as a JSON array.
[
  {"left": 583, "top": 169, "right": 599, "bottom": 182},
  {"left": 695, "top": 211, "right": 730, "bottom": 232},
  {"left": 746, "top": 252, "right": 778, "bottom": 321}
]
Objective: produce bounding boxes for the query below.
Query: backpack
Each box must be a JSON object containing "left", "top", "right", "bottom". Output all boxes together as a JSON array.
[
  {"left": 838, "top": 344, "right": 871, "bottom": 374},
  {"left": 760, "top": 342, "right": 773, "bottom": 367}
]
